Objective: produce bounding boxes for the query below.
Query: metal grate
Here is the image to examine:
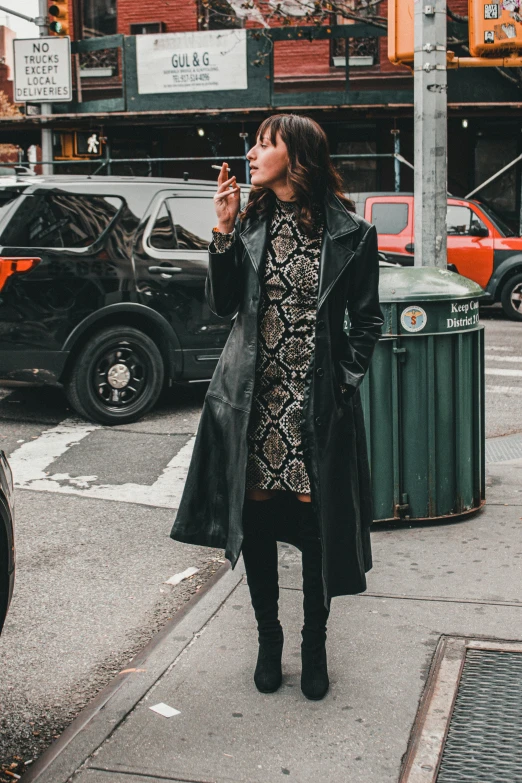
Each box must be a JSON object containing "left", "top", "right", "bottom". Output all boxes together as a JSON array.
[
  {"left": 437, "top": 649, "right": 522, "bottom": 782},
  {"left": 485, "top": 433, "right": 522, "bottom": 463}
]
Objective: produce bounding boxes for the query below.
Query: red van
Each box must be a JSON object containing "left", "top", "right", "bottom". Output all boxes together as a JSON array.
[{"left": 350, "top": 193, "right": 522, "bottom": 321}]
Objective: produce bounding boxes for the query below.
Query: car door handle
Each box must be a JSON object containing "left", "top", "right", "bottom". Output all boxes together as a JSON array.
[
  {"left": 147, "top": 265, "right": 182, "bottom": 275},
  {"left": 405, "top": 243, "right": 415, "bottom": 254}
]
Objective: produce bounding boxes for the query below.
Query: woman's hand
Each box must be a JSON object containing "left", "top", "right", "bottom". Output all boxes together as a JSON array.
[{"left": 213, "top": 162, "right": 240, "bottom": 234}]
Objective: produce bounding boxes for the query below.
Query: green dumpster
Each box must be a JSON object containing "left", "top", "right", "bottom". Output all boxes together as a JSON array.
[{"left": 359, "top": 267, "right": 485, "bottom": 523}]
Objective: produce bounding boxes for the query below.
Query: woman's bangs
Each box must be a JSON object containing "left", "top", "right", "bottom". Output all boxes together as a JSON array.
[{"left": 256, "top": 115, "right": 283, "bottom": 145}]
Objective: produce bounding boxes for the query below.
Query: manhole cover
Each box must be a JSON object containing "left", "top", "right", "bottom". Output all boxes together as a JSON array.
[
  {"left": 485, "top": 433, "right": 522, "bottom": 463},
  {"left": 400, "top": 638, "right": 522, "bottom": 783}
]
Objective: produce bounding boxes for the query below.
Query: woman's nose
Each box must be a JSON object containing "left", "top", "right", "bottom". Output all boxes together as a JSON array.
[{"left": 246, "top": 148, "right": 255, "bottom": 161}]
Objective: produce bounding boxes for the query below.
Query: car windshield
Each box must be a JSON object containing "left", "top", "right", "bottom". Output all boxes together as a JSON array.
[{"left": 477, "top": 203, "right": 516, "bottom": 237}]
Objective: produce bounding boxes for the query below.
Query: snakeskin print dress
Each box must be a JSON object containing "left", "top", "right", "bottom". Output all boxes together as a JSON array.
[{"left": 244, "top": 198, "right": 324, "bottom": 494}]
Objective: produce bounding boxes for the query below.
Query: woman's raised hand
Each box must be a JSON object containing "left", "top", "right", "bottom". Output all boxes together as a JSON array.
[{"left": 213, "top": 162, "right": 240, "bottom": 234}]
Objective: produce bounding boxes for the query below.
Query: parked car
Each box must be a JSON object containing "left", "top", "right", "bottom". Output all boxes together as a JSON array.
[
  {"left": 349, "top": 192, "right": 522, "bottom": 320},
  {"left": 0, "top": 175, "right": 238, "bottom": 425},
  {"left": 0, "top": 450, "right": 14, "bottom": 634}
]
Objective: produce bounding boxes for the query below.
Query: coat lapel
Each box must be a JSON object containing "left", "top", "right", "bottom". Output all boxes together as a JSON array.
[
  {"left": 317, "top": 191, "right": 359, "bottom": 311},
  {"left": 239, "top": 192, "right": 360, "bottom": 309},
  {"left": 239, "top": 217, "right": 269, "bottom": 277}
]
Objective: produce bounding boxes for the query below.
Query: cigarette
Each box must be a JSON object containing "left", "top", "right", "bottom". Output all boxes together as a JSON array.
[{"left": 211, "top": 164, "right": 230, "bottom": 171}]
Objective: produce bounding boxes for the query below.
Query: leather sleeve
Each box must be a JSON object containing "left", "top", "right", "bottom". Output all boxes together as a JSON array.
[
  {"left": 205, "top": 224, "right": 243, "bottom": 318},
  {"left": 338, "top": 224, "right": 384, "bottom": 396}
]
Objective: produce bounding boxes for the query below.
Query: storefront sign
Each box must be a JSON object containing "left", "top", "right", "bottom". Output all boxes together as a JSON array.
[
  {"left": 136, "top": 30, "right": 248, "bottom": 94},
  {"left": 13, "top": 37, "right": 72, "bottom": 103}
]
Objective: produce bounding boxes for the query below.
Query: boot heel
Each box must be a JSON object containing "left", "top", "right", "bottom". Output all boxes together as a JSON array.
[
  {"left": 254, "top": 636, "right": 284, "bottom": 693},
  {"left": 301, "top": 642, "right": 329, "bottom": 700}
]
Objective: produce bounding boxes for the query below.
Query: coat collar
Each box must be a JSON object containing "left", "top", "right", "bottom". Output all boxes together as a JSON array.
[{"left": 239, "top": 190, "right": 359, "bottom": 309}]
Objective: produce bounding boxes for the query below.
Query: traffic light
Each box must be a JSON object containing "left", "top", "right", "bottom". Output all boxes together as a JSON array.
[{"left": 48, "top": 0, "right": 69, "bottom": 36}]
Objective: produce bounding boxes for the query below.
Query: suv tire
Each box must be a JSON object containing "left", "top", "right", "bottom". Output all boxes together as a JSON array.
[
  {"left": 501, "top": 273, "right": 522, "bottom": 321},
  {"left": 66, "top": 326, "right": 165, "bottom": 425}
]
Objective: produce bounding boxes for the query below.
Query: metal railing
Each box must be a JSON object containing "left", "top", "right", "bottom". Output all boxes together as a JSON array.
[{"left": 1, "top": 152, "right": 414, "bottom": 192}]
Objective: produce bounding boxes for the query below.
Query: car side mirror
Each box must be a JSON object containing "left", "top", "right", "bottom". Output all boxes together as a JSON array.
[{"left": 469, "top": 224, "right": 489, "bottom": 238}]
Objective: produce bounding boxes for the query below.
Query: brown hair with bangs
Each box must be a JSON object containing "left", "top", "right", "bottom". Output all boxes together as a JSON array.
[{"left": 241, "top": 113, "right": 354, "bottom": 236}]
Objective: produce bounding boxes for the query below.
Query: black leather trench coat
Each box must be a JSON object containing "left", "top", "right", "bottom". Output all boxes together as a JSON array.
[{"left": 170, "top": 191, "right": 384, "bottom": 598}]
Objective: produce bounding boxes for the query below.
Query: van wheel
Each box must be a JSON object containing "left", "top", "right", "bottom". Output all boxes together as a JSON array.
[
  {"left": 501, "top": 273, "right": 522, "bottom": 321},
  {"left": 66, "top": 326, "right": 164, "bottom": 425}
]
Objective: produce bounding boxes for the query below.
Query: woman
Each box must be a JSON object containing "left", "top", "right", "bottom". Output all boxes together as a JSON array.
[{"left": 170, "top": 114, "right": 383, "bottom": 701}]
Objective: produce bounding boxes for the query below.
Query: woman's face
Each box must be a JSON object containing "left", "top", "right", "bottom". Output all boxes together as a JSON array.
[{"left": 246, "top": 130, "right": 290, "bottom": 190}]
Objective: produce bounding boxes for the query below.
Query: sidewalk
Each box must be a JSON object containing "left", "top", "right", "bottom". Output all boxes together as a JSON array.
[{"left": 23, "top": 447, "right": 522, "bottom": 783}]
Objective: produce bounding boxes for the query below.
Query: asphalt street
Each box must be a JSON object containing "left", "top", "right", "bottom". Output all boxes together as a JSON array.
[{"left": 0, "top": 306, "right": 520, "bottom": 780}]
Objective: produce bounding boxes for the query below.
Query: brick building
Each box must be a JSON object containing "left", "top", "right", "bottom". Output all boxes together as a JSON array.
[{"left": 0, "top": 0, "right": 521, "bottom": 223}]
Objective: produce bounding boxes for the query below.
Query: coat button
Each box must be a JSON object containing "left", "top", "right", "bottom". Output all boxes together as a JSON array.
[
  {"left": 315, "top": 416, "right": 323, "bottom": 426},
  {"left": 316, "top": 367, "right": 324, "bottom": 377},
  {"left": 317, "top": 320, "right": 325, "bottom": 331}
]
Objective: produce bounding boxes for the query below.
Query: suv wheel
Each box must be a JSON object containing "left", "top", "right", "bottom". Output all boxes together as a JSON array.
[
  {"left": 501, "top": 273, "right": 522, "bottom": 321},
  {"left": 66, "top": 326, "right": 165, "bottom": 425}
]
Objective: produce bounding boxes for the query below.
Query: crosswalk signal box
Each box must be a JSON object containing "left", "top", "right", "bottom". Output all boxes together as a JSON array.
[
  {"left": 468, "top": 0, "right": 522, "bottom": 56},
  {"left": 388, "top": 0, "right": 522, "bottom": 63}
]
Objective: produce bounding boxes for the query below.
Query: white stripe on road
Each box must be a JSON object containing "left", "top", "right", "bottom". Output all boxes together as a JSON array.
[
  {"left": 486, "top": 346, "right": 517, "bottom": 352},
  {"left": 485, "top": 368, "right": 522, "bottom": 378},
  {"left": 486, "top": 385, "right": 522, "bottom": 396},
  {"left": 485, "top": 355, "right": 522, "bottom": 363},
  {"left": 9, "top": 418, "right": 195, "bottom": 509}
]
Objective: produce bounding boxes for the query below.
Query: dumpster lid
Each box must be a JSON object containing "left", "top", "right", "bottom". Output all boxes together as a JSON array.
[{"left": 379, "top": 267, "right": 484, "bottom": 302}]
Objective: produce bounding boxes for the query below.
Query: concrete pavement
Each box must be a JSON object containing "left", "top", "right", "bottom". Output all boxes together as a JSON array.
[{"left": 20, "top": 447, "right": 522, "bottom": 783}]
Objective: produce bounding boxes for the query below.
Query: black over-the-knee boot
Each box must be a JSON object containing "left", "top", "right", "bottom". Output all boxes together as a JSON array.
[
  {"left": 241, "top": 497, "right": 284, "bottom": 693},
  {"left": 296, "top": 500, "right": 331, "bottom": 700}
]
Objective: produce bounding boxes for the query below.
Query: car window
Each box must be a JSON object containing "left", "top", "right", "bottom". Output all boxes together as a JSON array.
[
  {"left": 0, "top": 193, "right": 123, "bottom": 248},
  {"left": 446, "top": 205, "right": 487, "bottom": 236},
  {"left": 170, "top": 197, "right": 215, "bottom": 250},
  {"left": 371, "top": 202, "right": 409, "bottom": 234},
  {"left": 150, "top": 202, "right": 177, "bottom": 250},
  {"left": 478, "top": 203, "right": 515, "bottom": 237}
]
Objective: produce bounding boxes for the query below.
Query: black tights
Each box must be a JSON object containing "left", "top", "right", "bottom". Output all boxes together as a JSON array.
[{"left": 241, "top": 494, "right": 330, "bottom": 646}]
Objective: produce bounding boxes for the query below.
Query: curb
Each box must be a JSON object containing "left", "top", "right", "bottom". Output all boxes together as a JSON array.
[{"left": 21, "top": 561, "right": 244, "bottom": 783}]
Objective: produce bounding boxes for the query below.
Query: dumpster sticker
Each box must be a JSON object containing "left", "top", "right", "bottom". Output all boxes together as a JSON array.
[{"left": 401, "top": 306, "right": 427, "bottom": 332}]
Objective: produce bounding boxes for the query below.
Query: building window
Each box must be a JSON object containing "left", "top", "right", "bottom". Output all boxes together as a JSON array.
[
  {"left": 81, "top": 0, "right": 117, "bottom": 38},
  {"left": 198, "top": 0, "right": 243, "bottom": 30},
  {"left": 331, "top": 10, "right": 379, "bottom": 67},
  {"left": 336, "top": 140, "right": 377, "bottom": 193}
]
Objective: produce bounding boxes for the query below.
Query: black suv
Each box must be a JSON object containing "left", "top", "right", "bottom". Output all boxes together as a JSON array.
[{"left": 0, "top": 176, "right": 234, "bottom": 424}]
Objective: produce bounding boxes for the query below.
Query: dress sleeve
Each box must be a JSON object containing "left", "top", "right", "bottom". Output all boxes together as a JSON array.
[{"left": 211, "top": 228, "right": 236, "bottom": 254}]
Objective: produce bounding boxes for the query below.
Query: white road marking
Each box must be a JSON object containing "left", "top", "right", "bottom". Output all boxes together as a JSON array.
[
  {"left": 0, "top": 388, "right": 13, "bottom": 400},
  {"left": 9, "top": 418, "right": 195, "bottom": 509},
  {"left": 486, "top": 385, "right": 522, "bottom": 396},
  {"left": 484, "top": 368, "right": 522, "bottom": 378},
  {"left": 485, "top": 355, "right": 522, "bottom": 363},
  {"left": 486, "top": 346, "right": 516, "bottom": 352}
]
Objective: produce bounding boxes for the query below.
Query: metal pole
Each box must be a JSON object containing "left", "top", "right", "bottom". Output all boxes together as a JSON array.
[
  {"left": 414, "top": 0, "right": 447, "bottom": 267},
  {"left": 38, "top": 0, "right": 53, "bottom": 175},
  {"left": 391, "top": 128, "right": 401, "bottom": 192},
  {"left": 239, "top": 132, "right": 250, "bottom": 185}
]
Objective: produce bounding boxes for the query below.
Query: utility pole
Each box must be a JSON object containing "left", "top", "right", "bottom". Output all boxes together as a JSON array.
[
  {"left": 38, "top": 0, "right": 53, "bottom": 175},
  {"left": 413, "top": 0, "right": 447, "bottom": 267}
]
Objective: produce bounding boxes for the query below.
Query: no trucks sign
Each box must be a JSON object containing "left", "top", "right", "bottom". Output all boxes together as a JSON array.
[{"left": 13, "top": 37, "right": 72, "bottom": 103}]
